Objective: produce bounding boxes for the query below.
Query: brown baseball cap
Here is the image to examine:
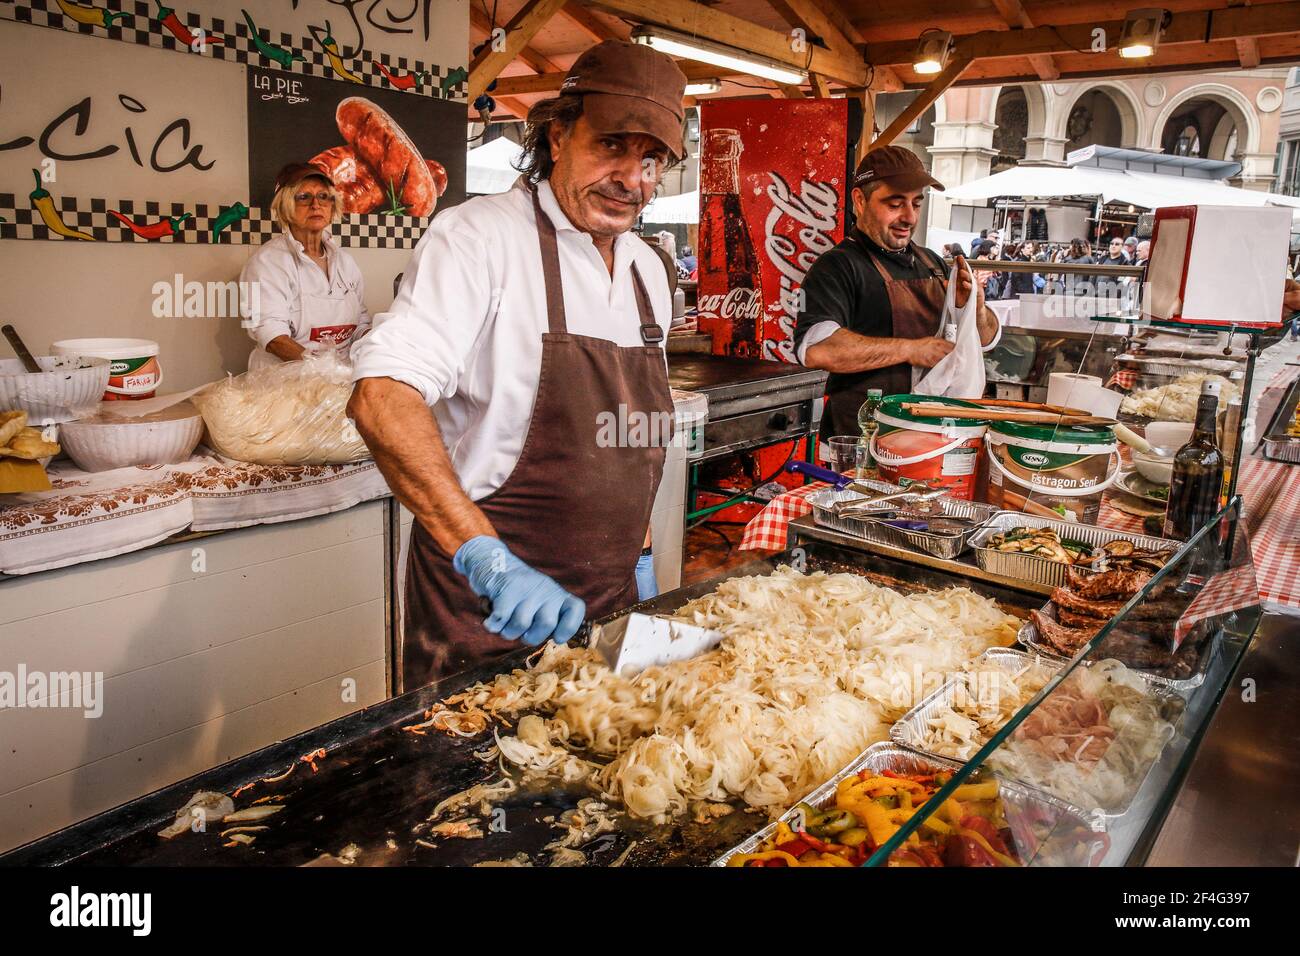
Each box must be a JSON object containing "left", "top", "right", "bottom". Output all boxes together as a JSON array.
[
  {"left": 274, "top": 162, "right": 334, "bottom": 195},
  {"left": 853, "top": 145, "right": 944, "bottom": 193},
  {"left": 561, "top": 40, "right": 688, "bottom": 160}
]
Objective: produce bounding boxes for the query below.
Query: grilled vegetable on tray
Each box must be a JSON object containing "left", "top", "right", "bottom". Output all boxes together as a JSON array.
[{"left": 727, "top": 770, "right": 1021, "bottom": 867}]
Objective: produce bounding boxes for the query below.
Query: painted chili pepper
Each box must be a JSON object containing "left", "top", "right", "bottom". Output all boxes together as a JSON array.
[
  {"left": 440, "top": 66, "right": 468, "bottom": 96},
  {"left": 376, "top": 62, "right": 427, "bottom": 92},
  {"left": 29, "top": 169, "right": 94, "bottom": 241},
  {"left": 109, "top": 209, "right": 191, "bottom": 239},
  {"left": 210, "top": 202, "right": 248, "bottom": 243},
  {"left": 242, "top": 9, "right": 304, "bottom": 69},
  {"left": 154, "top": 0, "right": 224, "bottom": 48},
  {"left": 55, "top": 0, "right": 127, "bottom": 29},
  {"left": 319, "top": 22, "right": 363, "bottom": 84}
]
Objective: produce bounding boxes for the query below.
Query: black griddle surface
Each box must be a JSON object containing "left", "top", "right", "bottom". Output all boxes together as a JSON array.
[
  {"left": 668, "top": 354, "right": 826, "bottom": 398},
  {"left": 2, "top": 544, "right": 1036, "bottom": 867}
]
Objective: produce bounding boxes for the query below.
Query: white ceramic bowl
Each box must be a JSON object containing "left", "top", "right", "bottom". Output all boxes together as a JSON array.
[
  {"left": 0, "top": 356, "right": 111, "bottom": 425},
  {"left": 58, "top": 403, "right": 203, "bottom": 472},
  {"left": 1144, "top": 420, "right": 1194, "bottom": 456},
  {"left": 1132, "top": 449, "right": 1174, "bottom": 485}
]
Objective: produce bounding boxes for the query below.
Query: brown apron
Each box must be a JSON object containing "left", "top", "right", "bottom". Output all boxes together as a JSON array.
[
  {"left": 401, "top": 189, "right": 673, "bottom": 690},
  {"left": 822, "top": 238, "right": 948, "bottom": 438}
]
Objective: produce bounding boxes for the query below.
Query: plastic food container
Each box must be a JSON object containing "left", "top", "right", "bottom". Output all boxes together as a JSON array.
[
  {"left": 52, "top": 338, "right": 162, "bottom": 401},
  {"left": 984, "top": 420, "right": 1119, "bottom": 523},
  {"left": 870, "top": 394, "right": 988, "bottom": 501},
  {"left": 0, "top": 356, "right": 111, "bottom": 426},
  {"left": 712, "top": 741, "right": 1106, "bottom": 867},
  {"left": 57, "top": 402, "right": 203, "bottom": 472}
]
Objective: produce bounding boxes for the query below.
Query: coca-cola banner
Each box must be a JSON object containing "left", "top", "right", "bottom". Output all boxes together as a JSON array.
[{"left": 697, "top": 100, "right": 847, "bottom": 363}]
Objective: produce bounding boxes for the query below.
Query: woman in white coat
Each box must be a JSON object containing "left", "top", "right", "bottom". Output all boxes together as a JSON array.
[{"left": 241, "top": 163, "right": 371, "bottom": 370}]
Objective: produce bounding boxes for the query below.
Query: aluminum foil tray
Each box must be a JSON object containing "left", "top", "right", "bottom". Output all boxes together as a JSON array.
[
  {"left": 1261, "top": 437, "right": 1300, "bottom": 464},
  {"left": 891, "top": 646, "right": 1182, "bottom": 817},
  {"left": 808, "top": 481, "right": 999, "bottom": 560},
  {"left": 889, "top": 648, "right": 1064, "bottom": 764},
  {"left": 969, "top": 512, "right": 1181, "bottom": 590},
  {"left": 1017, "top": 604, "right": 1217, "bottom": 692},
  {"left": 713, "top": 741, "right": 1106, "bottom": 867}
]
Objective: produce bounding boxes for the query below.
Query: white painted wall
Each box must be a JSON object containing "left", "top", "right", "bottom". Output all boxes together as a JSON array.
[{"left": 0, "top": 502, "right": 388, "bottom": 853}]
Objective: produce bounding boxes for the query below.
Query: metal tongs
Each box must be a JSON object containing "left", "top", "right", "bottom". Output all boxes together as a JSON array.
[{"left": 832, "top": 488, "right": 948, "bottom": 519}]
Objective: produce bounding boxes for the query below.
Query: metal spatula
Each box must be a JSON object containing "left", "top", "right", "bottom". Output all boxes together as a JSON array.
[
  {"left": 587, "top": 613, "right": 725, "bottom": 676},
  {"left": 479, "top": 599, "right": 725, "bottom": 677}
]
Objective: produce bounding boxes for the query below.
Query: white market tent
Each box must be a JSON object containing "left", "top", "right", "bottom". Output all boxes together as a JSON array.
[
  {"left": 946, "top": 147, "right": 1300, "bottom": 224},
  {"left": 466, "top": 137, "right": 524, "bottom": 195},
  {"left": 642, "top": 189, "right": 699, "bottom": 224}
]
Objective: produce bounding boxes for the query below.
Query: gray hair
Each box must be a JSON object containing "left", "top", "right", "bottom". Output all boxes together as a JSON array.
[{"left": 515, "top": 94, "right": 586, "bottom": 184}]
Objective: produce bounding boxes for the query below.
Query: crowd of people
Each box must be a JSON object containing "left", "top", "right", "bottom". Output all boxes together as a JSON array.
[{"left": 940, "top": 229, "right": 1150, "bottom": 301}]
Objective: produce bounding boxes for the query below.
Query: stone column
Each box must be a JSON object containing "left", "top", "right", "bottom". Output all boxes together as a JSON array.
[
  {"left": 927, "top": 119, "right": 998, "bottom": 236},
  {"left": 1023, "top": 135, "right": 1069, "bottom": 165}
]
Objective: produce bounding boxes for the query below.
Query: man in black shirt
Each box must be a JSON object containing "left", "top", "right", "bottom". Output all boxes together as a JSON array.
[{"left": 794, "top": 146, "right": 1000, "bottom": 439}]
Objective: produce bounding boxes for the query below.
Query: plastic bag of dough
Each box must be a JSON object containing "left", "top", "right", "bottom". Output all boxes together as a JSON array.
[{"left": 190, "top": 351, "right": 369, "bottom": 465}]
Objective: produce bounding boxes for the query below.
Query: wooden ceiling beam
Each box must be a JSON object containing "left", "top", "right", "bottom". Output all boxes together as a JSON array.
[
  {"left": 584, "top": 0, "right": 868, "bottom": 87},
  {"left": 871, "top": 54, "right": 972, "bottom": 150},
  {"left": 491, "top": 59, "right": 742, "bottom": 96},
  {"left": 468, "top": 0, "right": 570, "bottom": 101},
  {"left": 988, "top": 0, "right": 1060, "bottom": 81},
  {"left": 809, "top": 73, "right": 832, "bottom": 98},
  {"left": 470, "top": 6, "right": 564, "bottom": 74},
  {"left": 560, "top": 1, "right": 619, "bottom": 42},
  {"left": 863, "top": 4, "right": 1300, "bottom": 66},
  {"left": 766, "top": 0, "right": 860, "bottom": 62},
  {"left": 776, "top": 82, "right": 807, "bottom": 99},
  {"left": 1235, "top": 36, "right": 1261, "bottom": 68}
]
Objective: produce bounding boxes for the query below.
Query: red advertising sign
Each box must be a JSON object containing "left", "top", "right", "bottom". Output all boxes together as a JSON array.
[{"left": 697, "top": 99, "right": 848, "bottom": 363}]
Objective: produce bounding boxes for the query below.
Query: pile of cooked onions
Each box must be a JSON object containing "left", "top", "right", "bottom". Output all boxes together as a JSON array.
[{"left": 435, "top": 566, "right": 1021, "bottom": 823}]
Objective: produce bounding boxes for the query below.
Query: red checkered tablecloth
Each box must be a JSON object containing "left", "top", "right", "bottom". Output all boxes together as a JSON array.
[{"left": 739, "top": 455, "right": 1299, "bottom": 610}]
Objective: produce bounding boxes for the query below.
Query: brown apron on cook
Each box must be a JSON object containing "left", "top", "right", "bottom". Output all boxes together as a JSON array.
[
  {"left": 401, "top": 189, "right": 673, "bottom": 690},
  {"left": 822, "top": 239, "right": 948, "bottom": 439}
]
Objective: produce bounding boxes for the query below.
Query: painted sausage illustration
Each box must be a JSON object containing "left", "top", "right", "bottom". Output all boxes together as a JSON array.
[
  {"left": 309, "top": 145, "right": 385, "bottom": 214},
  {"left": 336, "top": 97, "right": 437, "bottom": 216}
]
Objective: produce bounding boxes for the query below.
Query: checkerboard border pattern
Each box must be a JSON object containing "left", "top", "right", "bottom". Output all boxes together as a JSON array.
[
  {"left": 2, "top": 0, "right": 467, "bottom": 101},
  {"left": 0, "top": 194, "right": 429, "bottom": 248}
]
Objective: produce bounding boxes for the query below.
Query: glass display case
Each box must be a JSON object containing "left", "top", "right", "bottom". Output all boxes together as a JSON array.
[{"left": 859, "top": 500, "right": 1260, "bottom": 866}]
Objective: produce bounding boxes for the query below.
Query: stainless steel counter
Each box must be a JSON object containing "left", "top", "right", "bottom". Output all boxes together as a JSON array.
[{"left": 1145, "top": 612, "right": 1300, "bottom": 866}]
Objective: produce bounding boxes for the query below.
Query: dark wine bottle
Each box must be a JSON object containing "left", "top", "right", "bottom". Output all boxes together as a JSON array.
[{"left": 1162, "top": 380, "right": 1224, "bottom": 541}]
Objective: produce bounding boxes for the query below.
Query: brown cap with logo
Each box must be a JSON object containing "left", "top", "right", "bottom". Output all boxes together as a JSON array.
[
  {"left": 561, "top": 40, "right": 688, "bottom": 160},
  {"left": 853, "top": 145, "right": 944, "bottom": 193}
]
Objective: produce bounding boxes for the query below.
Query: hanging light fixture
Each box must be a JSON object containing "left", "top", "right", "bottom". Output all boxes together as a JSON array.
[
  {"left": 684, "top": 79, "right": 723, "bottom": 96},
  {"left": 913, "top": 29, "right": 953, "bottom": 75},
  {"left": 1118, "top": 8, "right": 1170, "bottom": 59},
  {"left": 630, "top": 26, "right": 807, "bottom": 86}
]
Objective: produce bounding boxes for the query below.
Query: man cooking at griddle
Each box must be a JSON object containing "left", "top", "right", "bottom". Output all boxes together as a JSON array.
[
  {"left": 794, "top": 147, "right": 1001, "bottom": 445},
  {"left": 347, "top": 41, "right": 684, "bottom": 688}
]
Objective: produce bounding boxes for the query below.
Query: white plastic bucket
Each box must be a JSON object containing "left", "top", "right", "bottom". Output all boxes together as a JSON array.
[
  {"left": 52, "top": 338, "right": 162, "bottom": 401},
  {"left": 870, "top": 394, "right": 988, "bottom": 500},
  {"left": 985, "top": 422, "right": 1119, "bottom": 523}
]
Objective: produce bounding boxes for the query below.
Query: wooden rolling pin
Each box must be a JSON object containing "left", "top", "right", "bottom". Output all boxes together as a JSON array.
[{"left": 902, "top": 403, "right": 1116, "bottom": 427}]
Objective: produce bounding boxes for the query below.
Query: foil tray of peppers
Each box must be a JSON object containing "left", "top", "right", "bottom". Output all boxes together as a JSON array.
[{"left": 714, "top": 742, "right": 1108, "bottom": 868}]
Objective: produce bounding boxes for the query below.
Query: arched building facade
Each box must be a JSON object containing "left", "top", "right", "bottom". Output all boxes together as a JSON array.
[{"left": 918, "top": 69, "right": 1289, "bottom": 235}]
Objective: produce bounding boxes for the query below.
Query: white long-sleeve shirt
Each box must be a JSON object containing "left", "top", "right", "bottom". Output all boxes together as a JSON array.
[
  {"left": 350, "top": 178, "right": 672, "bottom": 501},
  {"left": 239, "top": 231, "right": 371, "bottom": 357}
]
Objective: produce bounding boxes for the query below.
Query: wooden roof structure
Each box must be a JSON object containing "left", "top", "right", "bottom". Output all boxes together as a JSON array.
[{"left": 469, "top": 0, "right": 1300, "bottom": 151}]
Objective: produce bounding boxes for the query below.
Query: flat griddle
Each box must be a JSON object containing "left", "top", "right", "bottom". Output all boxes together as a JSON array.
[{"left": 1, "top": 542, "right": 1037, "bottom": 867}]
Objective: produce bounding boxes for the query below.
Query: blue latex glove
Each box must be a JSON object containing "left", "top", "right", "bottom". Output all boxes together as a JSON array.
[
  {"left": 452, "top": 536, "right": 585, "bottom": 645},
  {"left": 635, "top": 549, "right": 658, "bottom": 601}
]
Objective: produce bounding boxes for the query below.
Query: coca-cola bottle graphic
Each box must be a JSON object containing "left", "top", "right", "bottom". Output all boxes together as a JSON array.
[{"left": 700, "top": 128, "right": 763, "bottom": 358}]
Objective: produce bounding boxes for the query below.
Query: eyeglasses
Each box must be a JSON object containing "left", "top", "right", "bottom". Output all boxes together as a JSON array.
[{"left": 293, "top": 192, "right": 335, "bottom": 205}]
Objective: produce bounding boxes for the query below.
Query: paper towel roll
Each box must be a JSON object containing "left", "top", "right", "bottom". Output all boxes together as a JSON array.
[
  {"left": 1048, "top": 373, "right": 1121, "bottom": 418},
  {"left": 1047, "top": 373, "right": 1101, "bottom": 409}
]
